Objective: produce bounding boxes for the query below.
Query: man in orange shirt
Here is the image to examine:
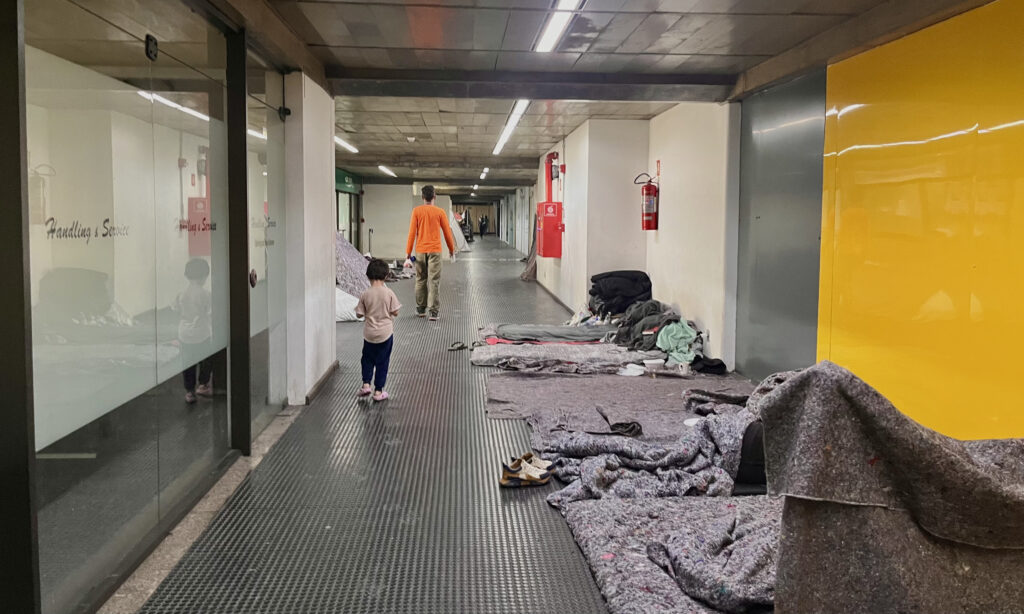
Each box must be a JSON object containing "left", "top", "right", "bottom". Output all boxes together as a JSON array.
[{"left": 406, "top": 185, "right": 456, "bottom": 320}]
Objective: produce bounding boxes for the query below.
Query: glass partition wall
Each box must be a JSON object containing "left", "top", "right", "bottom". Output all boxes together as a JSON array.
[{"left": 19, "top": 1, "right": 279, "bottom": 611}]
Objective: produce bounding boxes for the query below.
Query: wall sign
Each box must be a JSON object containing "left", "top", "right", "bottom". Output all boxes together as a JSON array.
[{"left": 45, "top": 217, "right": 128, "bottom": 244}]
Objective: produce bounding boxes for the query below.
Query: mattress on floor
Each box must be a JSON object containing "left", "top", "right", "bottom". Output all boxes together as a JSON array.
[
  {"left": 760, "top": 361, "right": 1024, "bottom": 613},
  {"left": 471, "top": 343, "right": 665, "bottom": 374},
  {"left": 564, "top": 496, "right": 782, "bottom": 614}
]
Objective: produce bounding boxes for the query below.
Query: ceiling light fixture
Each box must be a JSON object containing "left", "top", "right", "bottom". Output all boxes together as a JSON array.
[
  {"left": 473, "top": 184, "right": 479, "bottom": 190},
  {"left": 378, "top": 165, "right": 397, "bottom": 178},
  {"left": 535, "top": 0, "right": 582, "bottom": 53},
  {"left": 492, "top": 100, "right": 529, "bottom": 155},
  {"left": 471, "top": 192, "right": 477, "bottom": 196},
  {"left": 334, "top": 135, "right": 358, "bottom": 153},
  {"left": 138, "top": 91, "right": 210, "bottom": 122}
]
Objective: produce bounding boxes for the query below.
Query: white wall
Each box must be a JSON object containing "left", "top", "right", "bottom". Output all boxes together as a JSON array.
[
  {"left": 534, "top": 119, "right": 649, "bottom": 311},
  {"left": 587, "top": 119, "right": 649, "bottom": 277},
  {"left": 647, "top": 102, "right": 741, "bottom": 367},
  {"left": 285, "top": 72, "right": 337, "bottom": 403},
  {"left": 537, "top": 126, "right": 590, "bottom": 309},
  {"left": 362, "top": 183, "right": 417, "bottom": 259}
]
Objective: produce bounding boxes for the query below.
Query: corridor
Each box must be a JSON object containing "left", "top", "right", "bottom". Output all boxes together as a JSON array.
[{"left": 139, "top": 239, "right": 608, "bottom": 613}]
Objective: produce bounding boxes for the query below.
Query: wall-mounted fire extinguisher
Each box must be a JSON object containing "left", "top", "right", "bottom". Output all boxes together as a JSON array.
[{"left": 635, "top": 172, "right": 659, "bottom": 231}]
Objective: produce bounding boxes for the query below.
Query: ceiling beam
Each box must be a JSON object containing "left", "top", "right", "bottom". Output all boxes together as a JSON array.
[
  {"left": 334, "top": 155, "right": 538, "bottom": 170},
  {"left": 729, "top": 0, "right": 991, "bottom": 99},
  {"left": 328, "top": 68, "right": 735, "bottom": 102}
]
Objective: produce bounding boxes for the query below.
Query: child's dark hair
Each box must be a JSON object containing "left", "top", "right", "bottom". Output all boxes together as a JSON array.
[
  {"left": 421, "top": 184, "right": 435, "bottom": 202},
  {"left": 366, "top": 258, "right": 389, "bottom": 281},
  {"left": 185, "top": 257, "right": 210, "bottom": 281}
]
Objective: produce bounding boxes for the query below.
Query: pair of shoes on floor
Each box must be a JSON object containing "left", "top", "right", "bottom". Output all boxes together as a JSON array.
[
  {"left": 416, "top": 310, "right": 439, "bottom": 321},
  {"left": 499, "top": 452, "right": 555, "bottom": 488},
  {"left": 357, "top": 384, "right": 389, "bottom": 402}
]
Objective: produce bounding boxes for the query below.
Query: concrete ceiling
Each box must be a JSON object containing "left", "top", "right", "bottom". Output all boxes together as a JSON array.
[
  {"left": 26, "top": 0, "right": 997, "bottom": 193},
  {"left": 276, "top": 0, "right": 883, "bottom": 75},
  {"left": 335, "top": 96, "right": 673, "bottom": 185}
]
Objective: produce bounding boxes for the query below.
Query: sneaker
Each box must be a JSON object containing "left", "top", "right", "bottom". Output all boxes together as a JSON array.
[
  {"left": 357, "top": 384, "right": 372, "bottom": 397},
  {"left": 416, "top": 311, "right": 427, "bottom": 318},
  {"left": 184, "top": 391, "right": 197, "bottom": 404},
  {"left": 514, "top": 452, "right": 554, "bottom": 473},
  {"left": 372, "top": 390, "right": 390, "bottom": 402},
  {"left": 499, "top": 458, "right": 551, "bottom": 488},
  {"left": 196, "top": 383, "right": 213, "bottom": 397},
  {"left": 429, "top": 313, "right": 439, "bottom": 321}
]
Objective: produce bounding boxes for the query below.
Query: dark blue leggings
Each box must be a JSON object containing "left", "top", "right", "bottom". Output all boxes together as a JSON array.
[{"left": 361, "top": 336, "right": 393, "bottom": 391}]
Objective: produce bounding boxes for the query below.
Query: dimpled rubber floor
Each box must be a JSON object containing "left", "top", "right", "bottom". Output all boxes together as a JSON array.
[{"left": 140, "top": 238, "right": 609, "bottom": 614}]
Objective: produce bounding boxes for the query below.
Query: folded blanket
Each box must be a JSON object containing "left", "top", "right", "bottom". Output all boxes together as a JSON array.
[
  {"left": 471, "top": 343, "right": 665, "bottom": 374},
  {"left": 480, "top": 323, "right": 617, "bottom": 343}
]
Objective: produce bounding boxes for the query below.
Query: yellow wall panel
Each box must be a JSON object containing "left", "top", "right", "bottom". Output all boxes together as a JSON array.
[{"left": 820, "top": 0, "right": 1024, "bottom": 439}]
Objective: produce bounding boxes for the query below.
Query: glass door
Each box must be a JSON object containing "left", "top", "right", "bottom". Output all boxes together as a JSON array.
[{"left": 246, "top": 53, "right": 287, "bottom": 437}]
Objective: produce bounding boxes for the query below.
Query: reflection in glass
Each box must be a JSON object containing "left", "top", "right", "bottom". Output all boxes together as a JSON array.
[{"left": 26, "top": 1, "right": 231, "bottom": 612}]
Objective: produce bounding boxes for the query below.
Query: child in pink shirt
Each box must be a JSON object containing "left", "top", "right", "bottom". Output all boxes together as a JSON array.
[{"left": 355, "top": 259, "right": 401, "bottom": 401}]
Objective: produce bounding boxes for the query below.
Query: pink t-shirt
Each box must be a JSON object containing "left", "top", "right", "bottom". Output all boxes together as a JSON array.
[{"left": 356, "top": 285, "right": 401, "bottom": 343}]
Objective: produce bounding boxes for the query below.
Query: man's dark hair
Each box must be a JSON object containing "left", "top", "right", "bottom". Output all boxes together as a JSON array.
[
  {"left": 366, "top": 258, "right": 390, "bottom": 281},
  {"left": 421, "top": 185, "right": 436, "bottom": 203}
]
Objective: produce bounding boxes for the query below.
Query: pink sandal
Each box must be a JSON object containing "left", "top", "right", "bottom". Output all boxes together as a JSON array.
[
  {"left": 357, "top": 385, "right": 372, "bottom": 397},
  {"left": 372, "top": 390, "right": 389, "bottom": 402}
]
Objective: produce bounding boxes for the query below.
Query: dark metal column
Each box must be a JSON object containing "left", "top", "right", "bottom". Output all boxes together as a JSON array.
[
  {"left": 0, "top": 1, "right": 41, "bottom": 611},
  {"left": 226, "top": 28, "right": 251, "bottom": 455}
]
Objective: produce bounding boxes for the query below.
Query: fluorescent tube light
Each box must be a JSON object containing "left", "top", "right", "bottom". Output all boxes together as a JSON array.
[
  {"left": 480, "top": 172, "right": 487, "bottom": 180},
  {"left": 492, "top": 100, "right": 529, "bottom": 155},
  {"left": 535, "top": 0, "right": 581, "bottom": 53},
  {"left": 334, "top": 135, "right": 359, "bottom": 153},
  {"left": 247, "top": 129, "right": 267, "bottom": 140},
  {"left": 378, "top": 165, "right": 397, "bottom": 178},
  {"left": 483, "top": 167, "right": 490, "bottom": 173},
  {"left": 138, "top": 90, "right": 210, "bottom": 122}
]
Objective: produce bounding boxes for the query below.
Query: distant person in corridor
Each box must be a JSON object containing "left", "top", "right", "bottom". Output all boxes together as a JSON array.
[{"left": 405, "top": 185, "right": 456, "bottom": 321}]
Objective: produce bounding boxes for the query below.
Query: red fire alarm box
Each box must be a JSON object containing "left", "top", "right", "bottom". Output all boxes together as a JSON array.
[{"left": 537, "top": 200, "right": 564, "bottom": 258}]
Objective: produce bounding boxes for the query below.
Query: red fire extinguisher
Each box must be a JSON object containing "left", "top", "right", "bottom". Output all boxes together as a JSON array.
[{"left": 635, "top": 173, "right": 659, "bottom": 231}]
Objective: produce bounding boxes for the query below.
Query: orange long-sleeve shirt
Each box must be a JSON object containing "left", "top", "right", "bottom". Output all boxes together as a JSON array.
[{"left": 406, "top": 204, "right": 456, "bottom": 256}]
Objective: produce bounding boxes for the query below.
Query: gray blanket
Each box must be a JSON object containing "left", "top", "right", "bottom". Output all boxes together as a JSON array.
[
  {"left": 480, "top": 322, "right": 617, "bottom": 343},
  {"left": 544, "top": 409, "right": 755, "bottom": 509},
  {"left": 335, "top": 232, "right": 369, "bottom": 298},
  {"left": 564, "top": 497, "right": 783, "bottom": 614},
  {"left": 486, "top": 372, "right": 755, "bottom": 449},
  {"left": 760, "top": 361, "right": 1024, "bottom": 613},
  {"left": 471, "top": 343, "right": 665, "bottom": 374}
]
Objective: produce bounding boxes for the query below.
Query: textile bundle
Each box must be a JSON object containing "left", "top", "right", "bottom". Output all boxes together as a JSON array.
[
  {"left": 335, "top": 232, "right": 369, "bottom": 298},
  {"left": 589, "top": 270, "right": 652, "bottom": 316},
  {"left": 760, "top": 361, "right": 1024, "bottom": 614},
  {"left": 543, "top": 407, "right": 757, "bottom": 509}
]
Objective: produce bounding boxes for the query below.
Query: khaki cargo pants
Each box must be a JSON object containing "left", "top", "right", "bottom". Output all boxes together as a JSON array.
[{"left": 415, "top": 252, "right": 443, "bottom": 316}]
